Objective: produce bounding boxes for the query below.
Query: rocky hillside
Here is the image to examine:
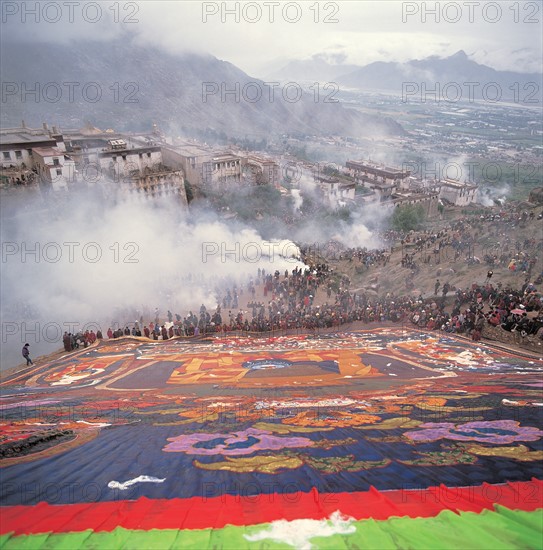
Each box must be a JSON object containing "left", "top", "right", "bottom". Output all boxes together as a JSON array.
[{"left": 333, "top": 205, "right": 543, "bottom": 299}]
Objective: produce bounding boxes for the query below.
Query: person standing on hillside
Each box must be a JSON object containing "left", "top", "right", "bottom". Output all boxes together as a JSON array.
[
  {"left": 22, "top": 343, "right": 33, "bottom": 366},
  {"left": 63, "top": 332, "right": 71, "bottom": 351}
]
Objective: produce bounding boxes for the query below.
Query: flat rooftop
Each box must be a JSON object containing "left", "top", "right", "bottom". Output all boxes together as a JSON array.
[
  {"left": 346, "top": 160, "right": 410, "bottom": 178},
  {"left": 0, "top": 131, "right": 57, "bottom": 146},
  {"left": 32, "top": 146, "right": 64, "bottom": 157},
  {"left": 171, "top": 141, "right": 215, "bottom": 157},
  {"left": 247, "top": 155, "right": 277, "bottom": 165},
  {"left": 441, "top": 178, "right": 477, "bottom": 189},
  {"left": 212, "top": 154, "right": 241, "bottom": 162},
  {"left": 99, "top": 145, "right": 161, "bottom": 156}
]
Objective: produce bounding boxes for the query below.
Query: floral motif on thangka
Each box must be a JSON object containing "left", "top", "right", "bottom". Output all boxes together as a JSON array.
[
  {"left": 355, "top": 417, "right": 422, "bottom": 430},
  {"left": 404, "top": 420, "right": 543, "bottom": 444},
  {"left": 459, "top": 443, "right": 543, "bottom": 462},
  {"left": 296, "top": 454, "right": 392, "bottom": 474},
  {"left": 163, "top": 428, "right": 314, "bottom": 455},
  {"left": 194, "top": 453, "right": 392, "bottom": 474},
  {"left": 282, "top": 410, "right": 380, "bottom": 428},
  {"left": 398, "top": 448, "right": 478, "bottom": 466},
  {"left": 252, "top": 422, "right": 333, "bottom": 434},
  {"left": 194, "top": 455, "right": 303, "bottom": 473},
  {"left": 311, "top": 437, "right": 358, "bottom": 449}
]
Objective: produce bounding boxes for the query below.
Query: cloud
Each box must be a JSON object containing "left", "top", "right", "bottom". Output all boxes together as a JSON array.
[
  {"left": 1, "top": 1, "right": 540, "bottom": 75},
  {"left": 0, "top": 183, "right": 305, "bottom": 369}
]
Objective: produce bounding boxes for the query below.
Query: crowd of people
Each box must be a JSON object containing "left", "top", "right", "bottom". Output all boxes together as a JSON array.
[
  {"left": 56, "top": 204, "right": 543, "bottom": 350},
  {"left": 443, "top": 281, "right": 543, "bottom": 340},
  {"left": 62, "top": 330, "right": 102, "bottom": 351},
  {"left": 387, "top": 209, "right": 542, "bottom": 274},
  {"left": 336, "top": 247, "right": 390, "bottom": 268},
  {"left": 91, "top": 264, "right": 541, "bottom": 346}
]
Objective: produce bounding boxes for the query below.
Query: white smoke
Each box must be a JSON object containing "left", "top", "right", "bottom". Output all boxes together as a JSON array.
[
  {"left": 331, "top": 222, "right": 380, "bottom": 248},
  {"left": 285, "top": 168, "right": 387, "bottom": 250},
  {"left": 0, "top": 186, "right": 306, "bottom": 370},
  {"left": 477, "top": 183, "right": 511, "bottom": 207},
  {"left": 298, "top": 173, "right": 318, "bottom": 195},
  {"left": 291, "top": 189, "right": 303, "bottom": 211}
]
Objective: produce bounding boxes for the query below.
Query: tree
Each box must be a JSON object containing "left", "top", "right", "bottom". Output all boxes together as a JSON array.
[{"left": 391, "top": 204, "right": 426, "bottom": 232}]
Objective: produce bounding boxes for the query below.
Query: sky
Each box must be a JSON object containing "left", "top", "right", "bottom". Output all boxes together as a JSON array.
[{"left": 1, "top": 0, "right": 542, "bottom": 75}]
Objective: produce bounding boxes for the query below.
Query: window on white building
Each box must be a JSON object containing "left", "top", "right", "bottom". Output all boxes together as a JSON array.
[
  {"left": 15, "top": 151, "right": 22, "bottom": 159},
  {"left": 3, "top": 152, "right": 11, "bottom": 160}
]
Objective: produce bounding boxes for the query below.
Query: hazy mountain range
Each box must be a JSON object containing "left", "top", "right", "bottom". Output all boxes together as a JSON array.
[
  {"left": 273, "top": 51, "right": 542, "bottom": 104},
  {"left": 0, "top": 39, "right": 402, "bottom": 138}
]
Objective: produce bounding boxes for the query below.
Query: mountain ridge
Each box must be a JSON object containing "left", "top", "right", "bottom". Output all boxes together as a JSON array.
[
  {"left": 272, "top": 50, "right": 542, "bottom": 104},
  {"left": 0, "top": 38, "right": 403, "bottom": 138}
]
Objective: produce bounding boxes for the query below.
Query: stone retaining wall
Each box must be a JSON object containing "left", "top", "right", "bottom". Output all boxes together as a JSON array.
[{"left": 482, "top": 323, "right": 542, "bottom": 353}]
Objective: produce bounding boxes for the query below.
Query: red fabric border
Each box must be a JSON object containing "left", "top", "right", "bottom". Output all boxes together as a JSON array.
[{"left": 1, "top": 479, "right": 542, "bottom": 535}]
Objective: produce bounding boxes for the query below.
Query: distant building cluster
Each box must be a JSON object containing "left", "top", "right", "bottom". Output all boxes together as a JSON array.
[
  {"left": 0, "top": 122, "right": 187, "bottom": 205},
  {"left": 1, "top": 121, "right": 482, "bottom": 216},
  {"left": 345, "top": 159, "right": 479, "bottom": 213},
  {"left": 0, "top": 122, "right": 74, "bottom": 191}
]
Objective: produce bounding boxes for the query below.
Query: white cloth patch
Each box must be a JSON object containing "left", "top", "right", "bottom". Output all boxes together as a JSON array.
[
  {"left": 108, "top": 475, "right": 166, "bottom": 491},
  {"left": 244, "top": 511, "right": 356, "bottom": 550}
]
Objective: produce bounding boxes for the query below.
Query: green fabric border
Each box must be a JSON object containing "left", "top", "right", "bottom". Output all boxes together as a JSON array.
[{"left": 1, "top": 506, "right": 541, "bottom": 550}]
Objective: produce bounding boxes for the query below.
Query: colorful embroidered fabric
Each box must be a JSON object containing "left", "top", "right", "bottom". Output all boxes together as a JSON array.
[{"left": 1, "top": 329, "right": 541, "bottom": 548}]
